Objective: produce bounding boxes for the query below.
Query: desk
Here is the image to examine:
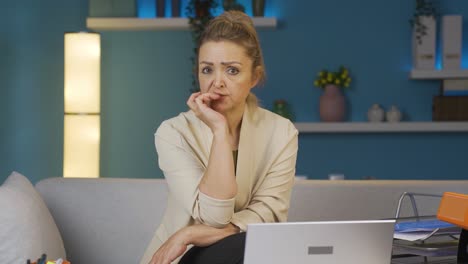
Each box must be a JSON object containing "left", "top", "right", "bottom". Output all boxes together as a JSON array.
[{"left": 391, "top": 256, "right": 457, "bottom": 263}]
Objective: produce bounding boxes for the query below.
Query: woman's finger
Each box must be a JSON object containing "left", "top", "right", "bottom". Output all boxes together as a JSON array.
[
  {"left": 195, "top": 94, "right": 210, "bottom": 110},
  {"left": 187, "top": 92, "right": 201, "bottom": 112}
]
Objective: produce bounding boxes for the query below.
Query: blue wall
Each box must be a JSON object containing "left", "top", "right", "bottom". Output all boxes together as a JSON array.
[{"left": 1, "top": 0, "right": 468, "bottom": 184}]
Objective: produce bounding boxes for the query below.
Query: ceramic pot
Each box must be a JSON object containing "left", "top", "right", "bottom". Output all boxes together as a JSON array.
[
  {"left": 171, "top": 0, "right": 181, "bottom": 17},
  {"left": 156, "top": 0, "right": 165, "bottom": 17},
  {"left": 319, "top": 84, "right": 346, "bottom": 122},
  {"left": 367, "top": 104, "right": 385, "bottom": 122},
  {"left": 252, "top": 0, "right": 265, "bottom": 17},
  {"left": 386, "top": 105, "right": 402, "bottom": 122}
]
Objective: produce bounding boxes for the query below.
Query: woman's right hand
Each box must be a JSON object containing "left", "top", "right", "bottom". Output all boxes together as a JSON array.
[
  {"left": 148, "top": 228, "right": 189, "bottom": 264},
  {"left": 187, "top": 92, "right": 227, "bottom": 133}
]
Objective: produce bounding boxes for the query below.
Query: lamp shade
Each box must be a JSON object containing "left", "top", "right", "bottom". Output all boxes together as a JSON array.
[
  {"left": 64, "top": 32, "right": 101, "bottom": 113},
  {"left": 63, "top": 32, "right": 101, "bottom": 178},
  {"left": 63, "top": 115, "right": 100, "bottom": 178}
]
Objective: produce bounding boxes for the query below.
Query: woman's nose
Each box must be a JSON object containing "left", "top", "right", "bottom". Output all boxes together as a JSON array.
[{"left": 213, "top": 72, "right": 225, "bottom": 88}]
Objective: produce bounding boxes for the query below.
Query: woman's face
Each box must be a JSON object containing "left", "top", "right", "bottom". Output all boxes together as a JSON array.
[{"left": 198, "top": 41, "right": 258, "bottom": 114}]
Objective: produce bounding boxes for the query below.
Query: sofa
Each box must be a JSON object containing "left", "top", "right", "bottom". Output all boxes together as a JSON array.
[
  {"left": 32, "top": 177, "right": 468, "bottom": 264},
  {"left": 3, "top": 172, "right": 468, "bottom": 264}
]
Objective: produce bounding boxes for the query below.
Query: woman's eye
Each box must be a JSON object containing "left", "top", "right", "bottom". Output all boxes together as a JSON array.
[
  {"left": 227, "top": 67, "right": 239, "bottom": 75},
  {"left": 201, "top": 67, "right": 212, "bottom": 74}
]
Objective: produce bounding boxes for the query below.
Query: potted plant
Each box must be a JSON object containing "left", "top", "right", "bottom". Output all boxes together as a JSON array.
[
  {"left": 313, "top": 66, "right": 352, "bottom": 122},
  {"left": 410, "top": 0, "right": 438, "bottom": 45},
  {"left": 186, "top": 0, "right": 218, "bottom": 91}
]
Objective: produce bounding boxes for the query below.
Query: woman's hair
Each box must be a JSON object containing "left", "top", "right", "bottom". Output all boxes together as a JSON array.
[{"left": 198, "top": 10, "right": 266, "bottom": 86}]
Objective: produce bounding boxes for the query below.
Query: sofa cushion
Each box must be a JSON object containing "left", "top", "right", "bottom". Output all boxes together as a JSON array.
[
  {"left": 0, "top": 171, "right": 66, "bottom": 263},
  {"left": 35, "top": 177, "right": 168, "bottom": 264}
]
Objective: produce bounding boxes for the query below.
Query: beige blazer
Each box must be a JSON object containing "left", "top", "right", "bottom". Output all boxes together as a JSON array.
[{"left": 140, "top": 101, "right": 298, "bottom": 264}]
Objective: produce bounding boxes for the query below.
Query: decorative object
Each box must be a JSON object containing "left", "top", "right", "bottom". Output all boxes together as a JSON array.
[
  {"left": 410, "top": 0, "right": 437, "bottom": 44},
  {"left": 314, "top": 66, "right": 352, "bottom": 89},
  {"left": 0, "top": 172, "right": 66, "bottom": 263},
  {"left": 272, "top": 99, "right": 294, "bottom": 121},
  {"left": 328, "top": 173, "right": 345, "bottom": 180},
  {"left": 386, "top": 105, "right": 402, "bottom": 122},
  {"left": 314, "top": 66, "right": 351, "bottom": 122},
  {"left": 156, "top": 0, "right": 166, "bottom": 17},
  {"left": 442, "top": 15, "right": 462, "bottom": 70},
  {"left": 64, "top": 32, "right": 101, "bottom": 178},
  {"left": 367, "top": 104, "right": 385, "bottom": 122},
  {"left": 252, "top": 0, "right": 265, "bottom": 17},
  {"left": 171, "top": 0, "right": 181, "bottom": 17},
  {"left": 223, "top": 0, "right": 245, "bottom": 12},
  {"left": 89, "top": 0, "right": 137, "bottom": 17},
  {"left": 410, "top": 0, "right": 437, "bottom": 69},
  {"left": 186, "top": 0, "right": 218, "bottom": 91},
  {"left": 319, "top": 84, "right": 346, "bottom": 122}
]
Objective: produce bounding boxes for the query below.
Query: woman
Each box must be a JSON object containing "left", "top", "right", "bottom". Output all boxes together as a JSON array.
[{"left": 141, "top": 10, "right": 298, "bottom": 264}]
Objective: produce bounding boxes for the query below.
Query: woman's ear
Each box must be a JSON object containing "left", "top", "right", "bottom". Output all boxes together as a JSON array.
[{"left": 251, "top": 66, "right": 262, "bottom": 88}]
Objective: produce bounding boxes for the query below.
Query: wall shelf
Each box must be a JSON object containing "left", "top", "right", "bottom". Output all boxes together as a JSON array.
[
  {"left": 409, "top": 69, "right": 468, "bottom": 79},
  {"left": 294, "top": 122, "right": 468, "bottom": 133},
  {"left": 86, "top": 17, "right": 277, "bottom": 31}
]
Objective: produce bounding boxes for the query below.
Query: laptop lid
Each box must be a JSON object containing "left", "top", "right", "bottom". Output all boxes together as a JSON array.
[{"left": 244, "top": 220, "right": 396, "bottom": 264}]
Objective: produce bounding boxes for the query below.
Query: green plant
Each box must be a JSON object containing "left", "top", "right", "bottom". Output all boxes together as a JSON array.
[
  {"left": 186, "top": 0, "right": 218, "bottom": 91},
  {"left": 313, "top": 66, "right": 352, "bottom": 89},
  {"left": 410, "top": 0, "right": 438, "bottom": 45}
]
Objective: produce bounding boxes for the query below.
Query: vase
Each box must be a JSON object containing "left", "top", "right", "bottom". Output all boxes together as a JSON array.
[
  {"left": 319, "top": 84, "right": 346, "bottom": 122},
  {"left": 89, "top": 0, "right": 137, "bottom": 17},
  {"left": 386, "top": 105, "right": 402, "bottom": 122},
  {"left": 171, "top": 0, "right": 181, "bottom": 17},
  {"left": 156, "top": 0, "right": 165, "bottom": 17},
  {"left": 367, "top": 104, "right": 385, "bottom": 122},
  {"left": 252, "top": 0, "right": 265, "bottom": 17},
  {"left": 413, "top": 16, "right": 436, "bottom": 69},
  {"left": 195, "top": 0, "right": 210, "bottom": 18}
]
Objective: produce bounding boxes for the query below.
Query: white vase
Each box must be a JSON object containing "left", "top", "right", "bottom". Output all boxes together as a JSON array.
[
  {"left": 412, "top": 16, "right": 436, "bottom": 69},
  {"left": 367, "top": 104, "right": 385, "bottom": 122},
  {"left": 386, "top": 105, "right": 402, "bottom": 122}
]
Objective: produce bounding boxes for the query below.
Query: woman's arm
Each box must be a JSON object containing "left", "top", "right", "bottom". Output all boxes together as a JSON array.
[
  {"left": 198, "top": 125, "right": 237, "bottom": 200},
  {"left": 154, "top": 92, "right": 239, "bottom": 228},
  {"left": 148, "top": 224, "right": 239, "bottom": 264},
  {"left": 188, "top": 92, "right": 238, "bottom": 200}
]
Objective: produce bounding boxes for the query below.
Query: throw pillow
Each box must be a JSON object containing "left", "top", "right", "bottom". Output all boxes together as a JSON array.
[{"left": 0, "top": 171, "right": 66, "bottom": 263}]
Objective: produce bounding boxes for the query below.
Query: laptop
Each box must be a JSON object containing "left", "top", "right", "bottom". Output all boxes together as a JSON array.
[{"left": 244, "top": 220, "right": 396, "bottom": 264}]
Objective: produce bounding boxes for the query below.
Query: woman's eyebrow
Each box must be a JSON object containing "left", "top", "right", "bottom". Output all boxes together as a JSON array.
[
  {"left": 221, "top": 61, "right": 242, "bottom": 66},
  {"left": 199, "top": 61, "right": 243, "bottom": 65}
]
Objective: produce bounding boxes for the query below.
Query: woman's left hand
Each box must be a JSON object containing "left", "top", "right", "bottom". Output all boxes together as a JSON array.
[{"left": 148, "top": 229, "right": 189, "bottom": 264}]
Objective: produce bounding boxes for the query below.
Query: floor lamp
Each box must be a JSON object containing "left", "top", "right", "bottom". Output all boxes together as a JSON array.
[{"left": 63, "top": 32, "right": 101, "bottom": 178}]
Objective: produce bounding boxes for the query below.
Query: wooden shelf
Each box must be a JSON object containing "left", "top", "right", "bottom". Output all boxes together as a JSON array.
[
  {"left": 86, "top": 17, "right": 277, "bottom": 31},
  {"left": 294, "top": 122, "right": 468, "bottom": 133},
  {"left": 410, "top": 69, "right": 468, "bottom": 79}
]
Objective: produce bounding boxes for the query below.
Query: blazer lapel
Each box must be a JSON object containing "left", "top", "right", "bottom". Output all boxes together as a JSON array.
[{"left": 235, "top": 102, "right": 255, "bottom": 210}]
